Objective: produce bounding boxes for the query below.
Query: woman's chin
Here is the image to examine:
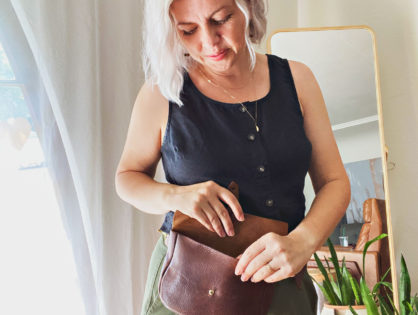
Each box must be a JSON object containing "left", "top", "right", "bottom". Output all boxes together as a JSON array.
[{"left": 204, "top": 56, "right": 234, "bottom": 72}]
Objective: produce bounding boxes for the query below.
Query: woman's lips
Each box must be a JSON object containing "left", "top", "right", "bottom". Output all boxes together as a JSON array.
[{"left": 207, "top": 49, "right": 228, "bottom": 61}]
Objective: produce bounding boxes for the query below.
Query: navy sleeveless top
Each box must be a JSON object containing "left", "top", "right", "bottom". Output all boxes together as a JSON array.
[{"left": 159, "top": 54, "right": 312, "bottom": 233}]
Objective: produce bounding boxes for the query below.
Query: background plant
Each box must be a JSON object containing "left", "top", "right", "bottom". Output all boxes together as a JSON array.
[
  {"left": 312, "top": 234, "right": 418, "bottom": 315},
  {"left": 312, "top": 233, "right": 391, "bottom": 314}
]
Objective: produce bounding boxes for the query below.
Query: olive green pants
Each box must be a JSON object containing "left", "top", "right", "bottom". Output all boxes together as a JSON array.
[{"left": 140, "top": 234, "right": 317, "bottom": 315}]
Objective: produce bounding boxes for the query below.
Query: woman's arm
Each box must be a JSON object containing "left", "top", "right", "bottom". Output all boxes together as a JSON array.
[
  {"left": 234, "top": 61, "right": 351, "bottom": 283},
  {"left": 115, "top": 80, "right": 176, "bottom": 214}
]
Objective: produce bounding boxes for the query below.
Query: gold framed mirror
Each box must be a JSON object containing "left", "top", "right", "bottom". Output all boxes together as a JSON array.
[{"left": 267, "top": 25, "right": 398, "bottom": 309}]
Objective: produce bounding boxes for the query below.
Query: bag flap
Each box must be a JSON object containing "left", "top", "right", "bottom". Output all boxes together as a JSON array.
[{"left": 171, "top": 181, "right": 288, "bottom": 257}]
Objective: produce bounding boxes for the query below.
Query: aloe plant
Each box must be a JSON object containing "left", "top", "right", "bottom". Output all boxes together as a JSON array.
[{"left": 311, "top": 233, "right": 389, "bottom": 314}]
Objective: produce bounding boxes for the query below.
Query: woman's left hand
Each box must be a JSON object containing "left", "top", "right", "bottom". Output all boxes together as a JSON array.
[{"left": 234, "top": 232, "right": 315, "bottom": 283}]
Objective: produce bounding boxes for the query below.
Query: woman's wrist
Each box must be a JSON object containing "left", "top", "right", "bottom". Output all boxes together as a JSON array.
[
  {"left": 288, "top": 224, "right": 322, "bottom": 256},
  {"left": 161, "top": 183, "right": 182, "bottom": 211}
]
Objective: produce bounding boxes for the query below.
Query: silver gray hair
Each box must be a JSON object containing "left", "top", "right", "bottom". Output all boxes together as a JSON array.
[{"left": 142, "top": 0, "right": 267, "bottom": 107}]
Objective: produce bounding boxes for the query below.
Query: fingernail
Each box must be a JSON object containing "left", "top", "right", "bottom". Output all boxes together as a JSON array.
[
  {"left": 235, "top": 268, "right": 241, "bottom": 275},
  {"left": 241, "top": 275, "right": 247, "bottom": 282},
  {"left": 228, "top": 230, "right": 235, "bottom": 237}
]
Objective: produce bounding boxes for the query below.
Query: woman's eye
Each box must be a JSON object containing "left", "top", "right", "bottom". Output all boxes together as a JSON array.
[
  {"left": 212, "top": 14, "right": 232, "bottom": 25},
  {"left": 182, "top": 28, "right": 197, "bottom": 36},
  {"left": 181, "top": 13, "right": 232, "bottom": 36}
]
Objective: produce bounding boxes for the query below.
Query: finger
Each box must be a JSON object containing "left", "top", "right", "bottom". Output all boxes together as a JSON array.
[
  {"left": 192, "top": 207, "right": 215, "bottom": 233},
  {"left": 235, "top": 254, "right": 243, "bottom": 259},
  {"left": 201, "top": 202, "right": 226, "bottom": 237},
  {"left": 263, "top": 267, "right": 291, "bottom": 283},
  {"left": 217, "top": 188, "right": 245, "bottom": 222},
  {"left": 239, "top": 250, "right": 272, "bottom": 281},
  {"left": 209, "top": 198, "right": 235, "bottom": 237},
  {"left": 250, "top": 261, "right": 278, "bottom": 283},
  {"left": 235, "top": 239, "right": 266, "bottom": 275}
]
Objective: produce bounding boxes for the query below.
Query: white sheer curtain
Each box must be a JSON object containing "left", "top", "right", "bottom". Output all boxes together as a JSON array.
[{"left": 4, "top": 0, "right": 166, "bottom": 314}]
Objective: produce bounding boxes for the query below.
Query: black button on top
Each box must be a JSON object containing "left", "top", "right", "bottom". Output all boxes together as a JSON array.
[
  {"left": 257, "top": 165, "right": 265, "bottom": 172},
  {"left": 265, "top": 199, "right": 274, "bottom": 207},
  {"left": 247, "top": 133, "right": 255, "bottom": 141}
]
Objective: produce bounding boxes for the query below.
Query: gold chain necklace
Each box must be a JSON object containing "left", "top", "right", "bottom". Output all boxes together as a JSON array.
[{"left": 197, "top": 66, "right": 260, "bottom": 133}]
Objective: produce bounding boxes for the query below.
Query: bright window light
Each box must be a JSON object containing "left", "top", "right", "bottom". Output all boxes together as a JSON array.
[{"left": 0, "top": 39, "right": 86, "bottom": 315}]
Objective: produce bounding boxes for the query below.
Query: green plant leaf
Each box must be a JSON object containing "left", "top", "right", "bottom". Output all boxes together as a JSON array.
[
  {"left": 341, "top": 258, "right": 355, "bottom": 305},
  {"left": 378, "top": 294, "right": 394, "bottom": 315},
  {"left": 327, "top": 238, "right": 344, "bottom": 299},
  {"left": 373, "top": 267, "right": 392, "bottom": 295},
  {"left": 347, "top": 270, "right": 362, "bottom": 305},
  {"left": 400, "top": 254, "right": 411, "bottom": 315},
  {"left": 314, "top": 252, "right": 332, "bottom": 284},
  {"left": 405, "top": 301, "right": 413, "bottom": 312},
  {"left": 360, "top": 277, "right": 379, "bottom": 315},
  {"left": 381, "top": 266, "right": 391, "bottom": 282},
  {"left": 362, "top": 233, "right": 388, "bottom": 279},
  {"left": 349, "top": 305, "right": 360, "bottom": 315},
  {"left": 411, "top": 294, "right": 418, "bottom": 313},
  {"left": 324, "top": 279, "right": 340, "bottom": 305},
  {"left": 373, "top": 281, "right": 393, "bottom": 295},
  {"left": 324, "top": 256, "right": 332, "bottom": 274},
  {"left": 313, "top": 252, "right": 341, "bottom": 305},
  {"left": 386, "top": 290, "right": 400, "bottom": 315},
  {"left": 311, "top": 276, "right": 336, "bottom": 306},
  {"left": 331, "top": 278, "right": 342, "bottom": 302}
]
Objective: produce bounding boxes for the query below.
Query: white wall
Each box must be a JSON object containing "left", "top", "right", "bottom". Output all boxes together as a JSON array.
[
  {"left": 255, "top": 1, "right": 298, "bottom": 53},
  {"left": 262, "top": 0, "right": 418, "bottom": 292}
]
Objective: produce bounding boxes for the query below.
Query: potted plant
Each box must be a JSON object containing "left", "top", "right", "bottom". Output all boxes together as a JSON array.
[
  {"left": 312, "top": 233, "right": 389, "bottom": 314},
  {"left": 313, "top": 233, "right": 418, "bottom": 315},
  {"left": 347, "top": 252, "right": 418, "bottom": 315}
]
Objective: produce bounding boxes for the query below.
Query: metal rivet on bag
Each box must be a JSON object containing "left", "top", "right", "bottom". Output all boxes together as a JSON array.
[{"left": 208, "top": 289, "right": 215, "bottom": 296}]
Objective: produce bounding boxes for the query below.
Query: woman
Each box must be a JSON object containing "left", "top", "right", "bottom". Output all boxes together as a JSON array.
[{"left": 115, "top": 0, "right": 351, "bottom": 314}]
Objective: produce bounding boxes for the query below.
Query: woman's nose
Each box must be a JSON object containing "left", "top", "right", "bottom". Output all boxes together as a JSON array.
[{"left": 201, "top": 26, "right": 220, "bottom": 50}]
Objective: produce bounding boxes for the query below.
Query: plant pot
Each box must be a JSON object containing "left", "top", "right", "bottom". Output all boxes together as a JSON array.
[{"left": 323, "top": 303, "right": 367, "bottom": 315}]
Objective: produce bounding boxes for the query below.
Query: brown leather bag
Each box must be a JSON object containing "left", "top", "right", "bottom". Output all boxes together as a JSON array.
[{"left": 158, "top": 181, "right": 306, "bottom": 315}]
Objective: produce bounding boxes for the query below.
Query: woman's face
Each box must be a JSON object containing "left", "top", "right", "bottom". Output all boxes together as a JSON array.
[{"left": 170, "top": 0, "right": 248, "bottom": 73}]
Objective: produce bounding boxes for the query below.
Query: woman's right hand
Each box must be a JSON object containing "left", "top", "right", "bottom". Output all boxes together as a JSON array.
[{"left": 170, "top": 180, "right": 245, "bottom": 238}]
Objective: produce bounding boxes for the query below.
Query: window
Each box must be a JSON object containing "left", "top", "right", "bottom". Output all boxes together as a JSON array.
[{"left": 0, "top": 40, "right": 86, "bottom": 315}]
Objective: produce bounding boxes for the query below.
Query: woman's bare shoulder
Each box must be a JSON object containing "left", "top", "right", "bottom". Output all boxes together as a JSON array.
[
  {"left": 287, "top": 60, "right": 313, "bottom": 79},
  {"left": 287, "top": 60, "right": 321, "bottom": 118},
  {"left": 138, "top": 79, "right": 169, "bottom": 108}
]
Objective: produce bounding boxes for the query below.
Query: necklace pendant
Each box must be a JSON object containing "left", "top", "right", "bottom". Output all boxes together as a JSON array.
[{"left": 256, "top": 125, "right": 260, "bottom": 132}]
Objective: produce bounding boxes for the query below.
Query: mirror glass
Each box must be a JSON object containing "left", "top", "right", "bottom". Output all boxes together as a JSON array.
[{"left": 268, "top": 27, "right": 397, "bottom": 303}]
